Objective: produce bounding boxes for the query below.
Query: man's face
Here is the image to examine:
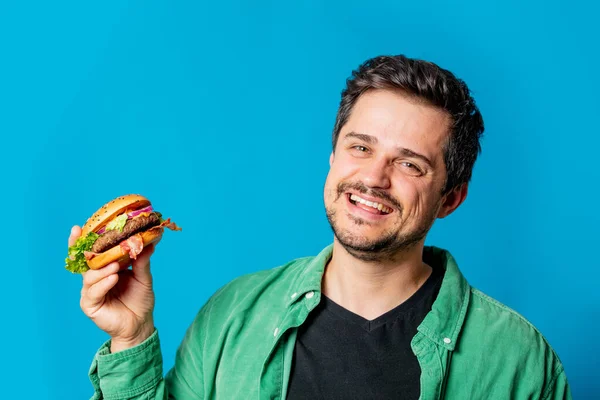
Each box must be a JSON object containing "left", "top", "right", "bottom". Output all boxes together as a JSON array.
[{"left": 324, "top": 89, "right": 452, "bottom": 262}]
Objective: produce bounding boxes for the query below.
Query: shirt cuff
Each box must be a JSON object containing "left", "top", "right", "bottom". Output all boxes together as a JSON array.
[{"left": 88, "top": 329, "right": 163, "bottom": 400}]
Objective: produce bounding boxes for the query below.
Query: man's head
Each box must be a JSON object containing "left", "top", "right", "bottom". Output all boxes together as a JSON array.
[{"left": 324, "top": 55, "right": 484, "bottom": 262}]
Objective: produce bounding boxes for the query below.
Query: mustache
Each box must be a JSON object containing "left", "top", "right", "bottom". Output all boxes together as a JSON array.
[{"left": 336, "top": 181, "right": 403, "bottom": 211}]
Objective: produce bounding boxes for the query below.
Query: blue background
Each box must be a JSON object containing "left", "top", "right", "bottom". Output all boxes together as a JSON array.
[{"left": 1, "top": 1, "right": 598, "bottom": 398}]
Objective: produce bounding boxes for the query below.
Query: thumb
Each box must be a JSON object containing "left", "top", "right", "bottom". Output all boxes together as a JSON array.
[{"left": 131, "top": 244, "right": 155, "bottom": 286}]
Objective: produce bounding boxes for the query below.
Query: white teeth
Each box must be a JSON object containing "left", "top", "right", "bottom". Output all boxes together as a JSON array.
[{"left": 349, "top": 194, "right": 392, "bottom": 214}]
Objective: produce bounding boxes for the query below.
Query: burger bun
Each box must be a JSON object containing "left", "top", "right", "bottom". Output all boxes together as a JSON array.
[
  {"left": 87, "top": 227, "right": 164, "bottom": 270},
  {"left": 82, "top": 194, "right": 150, "bottom": 238}
]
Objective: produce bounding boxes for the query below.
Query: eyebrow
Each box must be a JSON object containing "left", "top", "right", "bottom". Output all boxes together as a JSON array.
[
  {"left": 344, "top": 132, "right": 377, "bottom": 145},
  {"left": 343, "top": 131, "right": 434, "bottom": 167}
]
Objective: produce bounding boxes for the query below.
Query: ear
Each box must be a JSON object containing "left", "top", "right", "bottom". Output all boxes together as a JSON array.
[
  {"left": 329, "top": 152, "right": 334, "bottom": 167},
  {"left": 437, "top": 183, "right": 468, "bottom": 219}
]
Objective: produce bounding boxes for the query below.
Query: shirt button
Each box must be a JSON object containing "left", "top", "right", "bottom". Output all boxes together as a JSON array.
[
  {"left": 274, "top": 328, "right": 279, "bottom": 337},
  {"left": 443, "top": 338, "right": 452, "bottom": 344},
  {"left": 305, "top": 291, "right": 315, "bottom": 299},
  {"left": 291, "top": 292, "right": 298, "bottom": 299}
]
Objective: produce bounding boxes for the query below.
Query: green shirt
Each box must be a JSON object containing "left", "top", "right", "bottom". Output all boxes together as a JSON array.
[{"left": 88, "top": 245, "right": 571, "bottom": 399}]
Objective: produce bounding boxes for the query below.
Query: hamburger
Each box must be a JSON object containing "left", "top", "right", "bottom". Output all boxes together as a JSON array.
[{"left": 65, "top": 194, "right": 181, "bottom": 273}]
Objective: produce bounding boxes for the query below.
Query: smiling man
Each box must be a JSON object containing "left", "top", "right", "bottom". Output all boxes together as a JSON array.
[{"left": 76, "top": 55, "right": 571, "bottom": 399}]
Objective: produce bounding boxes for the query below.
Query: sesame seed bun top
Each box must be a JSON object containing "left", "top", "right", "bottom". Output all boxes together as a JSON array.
[{"left": 81, "top": 194, "right": 151, "bottom": 237}]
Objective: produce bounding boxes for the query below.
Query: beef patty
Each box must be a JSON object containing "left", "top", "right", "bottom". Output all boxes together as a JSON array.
[{"left": 91, "top": 212, "right": 161, "bottom": 253}]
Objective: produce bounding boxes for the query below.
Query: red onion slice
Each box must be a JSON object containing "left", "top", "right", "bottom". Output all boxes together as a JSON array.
[{"left": 127, "top": 205, "right": 154, "bottom": 218}]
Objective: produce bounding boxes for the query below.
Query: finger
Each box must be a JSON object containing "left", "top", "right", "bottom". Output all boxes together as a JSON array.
[
  {"left": 131, "top": 244, "right": 155, "bottom": 286},
  {"left": 68, "top": 226, "right": 82, "bottom": 247},
  {"left": 83, "top": 273, "right": 120, "bottom": 309},
  {"left": 82, "top": 262, "right": 120, "bottom": 289}
]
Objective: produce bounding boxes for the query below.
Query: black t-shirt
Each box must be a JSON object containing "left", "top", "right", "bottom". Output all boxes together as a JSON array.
[{"left": 286, "top": 265, "right": 444, "bottom": 400}]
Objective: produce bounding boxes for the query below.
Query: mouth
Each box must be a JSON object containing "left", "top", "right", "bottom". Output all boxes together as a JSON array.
[{"left": 346, "top": 193, "right": 394, "bottom": 215}]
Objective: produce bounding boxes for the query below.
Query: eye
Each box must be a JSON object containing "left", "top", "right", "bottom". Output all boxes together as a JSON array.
[
  {"left": 398, "top": 161, "right": 423, "bottom": 175},
  {"left": 352, "top": 145, "right": 369, "bottom": 152},
  {"left": 349, "top": 145, "right": 371, "bottom": 157}
]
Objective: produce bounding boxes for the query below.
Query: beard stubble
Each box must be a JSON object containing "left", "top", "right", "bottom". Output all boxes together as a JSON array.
[{"left": 325, "top": 181, "right": 439, "bottom": 262}]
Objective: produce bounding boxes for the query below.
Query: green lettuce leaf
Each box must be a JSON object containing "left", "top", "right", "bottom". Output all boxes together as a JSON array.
[
  {"left": 65, "top": 232, "right": 99, "bottom": 274},
  {"left": 105, "top": 213, "right": 128, "bottom": 232}
]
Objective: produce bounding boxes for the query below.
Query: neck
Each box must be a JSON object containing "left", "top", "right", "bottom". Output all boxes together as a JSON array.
[{"left": 322, "top": 238, "right": 432, "bottom": 320}]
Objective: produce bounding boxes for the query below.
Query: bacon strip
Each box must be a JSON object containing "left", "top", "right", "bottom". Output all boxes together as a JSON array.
[
  {"left": 119, "top": 233, "right": 144, "bottom": 260},
  {"left": 160, "top": 218, "right": 182, "bottom": 231}
]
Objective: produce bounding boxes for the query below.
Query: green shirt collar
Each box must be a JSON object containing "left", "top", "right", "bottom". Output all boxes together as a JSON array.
[
  {"left": 288, "top": 244, "right": 470, "bottom": 351},
  {"left": 419, "top": 246, "right": 470, "bottom": 351},
  {"left": 285, "top": 244, "right": 332, "bottom": 307}
]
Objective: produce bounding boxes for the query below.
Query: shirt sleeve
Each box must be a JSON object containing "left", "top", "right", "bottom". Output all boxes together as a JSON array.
[
  {"left": 88, "top": 329, "right": 164, "bottom": 399},
  {"left": 88, "top": 326, "right": 205, "bottom": 400}
]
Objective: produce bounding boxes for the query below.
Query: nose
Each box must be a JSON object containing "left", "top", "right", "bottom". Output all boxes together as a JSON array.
[{"left": 361, "top": 157, "right": 391, "bottom": 189}]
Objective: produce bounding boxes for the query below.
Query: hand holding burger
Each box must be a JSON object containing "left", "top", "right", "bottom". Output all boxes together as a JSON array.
[{"left": 66, "top": 195, "right": 181, "bottom": 352}]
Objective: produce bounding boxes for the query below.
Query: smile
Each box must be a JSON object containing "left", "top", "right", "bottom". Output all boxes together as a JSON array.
[{"left": 348, "top": 194, "right": 393, "bottom": 214}]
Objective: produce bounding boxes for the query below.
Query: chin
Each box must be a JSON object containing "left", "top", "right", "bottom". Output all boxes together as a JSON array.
[
  {"left": 329, "top": 213, "right": 428, "bottom": 261},
  {"left": 332, "top": 223, "right": 401, "bottom": 258}
]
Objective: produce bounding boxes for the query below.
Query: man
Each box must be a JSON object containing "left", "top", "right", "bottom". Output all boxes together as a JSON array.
[{"left": 71, "top": 55, "right": 571, "bottom": 399}]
